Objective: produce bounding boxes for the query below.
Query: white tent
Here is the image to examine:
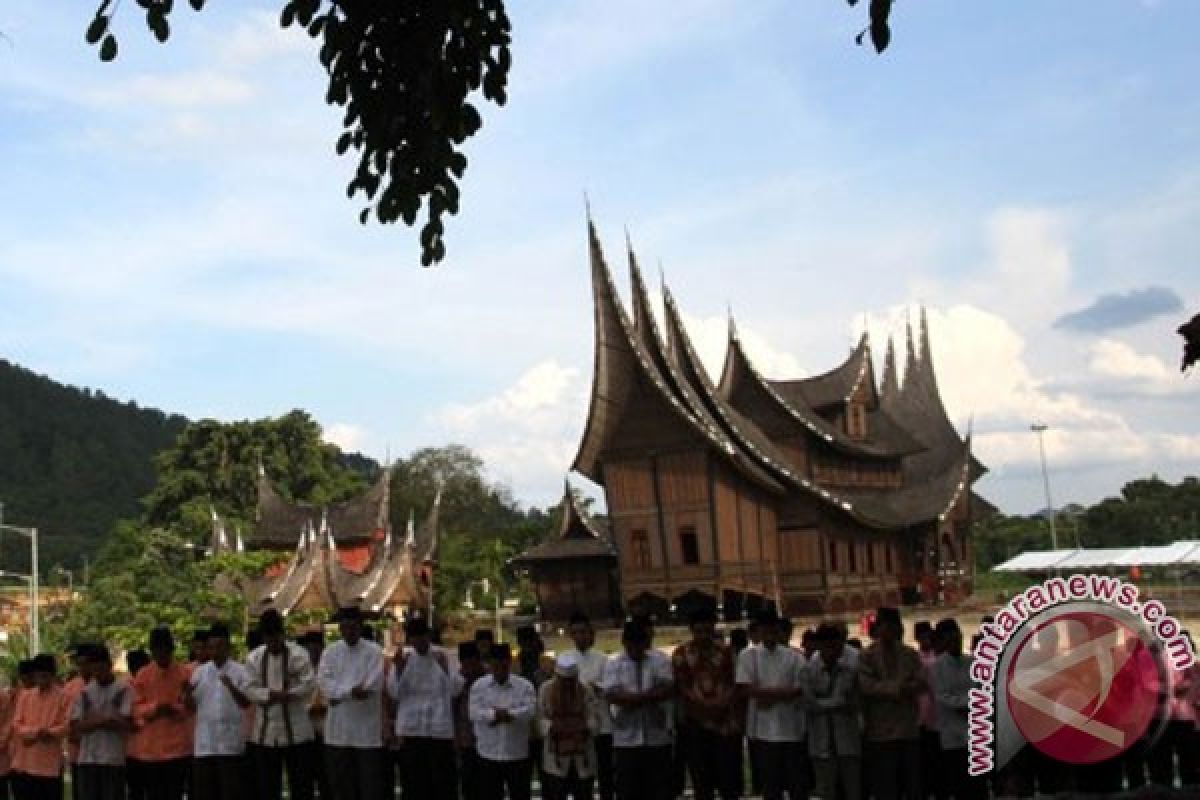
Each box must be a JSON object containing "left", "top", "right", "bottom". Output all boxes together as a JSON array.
[{"left": 991, "top": 541, "right": 1200, "bottom": 572}]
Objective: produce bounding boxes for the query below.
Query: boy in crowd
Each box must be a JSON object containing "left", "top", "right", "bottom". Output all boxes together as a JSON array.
[
  {"left": 132, "top": 627, "right": 193, "bottom": 800},
  {"left": 12, "top": 654, "right": 70, "bottom": 800},
  {"left": 70, "top": 645, "right": 132, "bottom": 800},
  {"left": 185, "top": 623, "right": 250, "bottom": 800},
  {"left": 469, "top": 644, "right": 537, "bottom": 800}
]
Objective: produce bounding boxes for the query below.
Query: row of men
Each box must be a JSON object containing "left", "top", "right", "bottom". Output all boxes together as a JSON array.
[{"left": 1, "top": 604, "right": 1198, "bottom": 800}]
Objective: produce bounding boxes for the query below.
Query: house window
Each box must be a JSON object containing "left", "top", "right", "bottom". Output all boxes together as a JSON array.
[
  {"left": 960, "top": 536, "right": 968, "bottom": 563},
  {"left": 866, "top": 542, "right": 876, "bottom": 574},
  {"left": 679, "top": 526, "right": 700, "bottom": 565},
  {"left": 630, "top": 529, "right": 651, "bottom": 569},
  {"left": 847, "top": 541, "right": 858, "bottom": 573},
  {"left": 885, "top": 542, "right": 894, "bottom": 573},
  {"left": 828, "top": 539, "right": 839, "bottom": 572}
]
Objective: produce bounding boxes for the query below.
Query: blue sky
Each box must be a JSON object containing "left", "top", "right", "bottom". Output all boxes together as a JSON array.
[{"left": 2, "top": 1, "right": 1199, "bottom": 516}]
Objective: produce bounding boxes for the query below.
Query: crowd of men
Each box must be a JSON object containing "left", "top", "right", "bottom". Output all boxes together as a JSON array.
[{"left": 0, "top": 604, "right": 1197, "bottom": 800}]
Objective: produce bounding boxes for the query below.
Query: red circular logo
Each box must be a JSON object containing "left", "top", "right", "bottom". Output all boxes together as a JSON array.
[{"left": 1005, "top": 610, "right": 1161, "bottom": 764}]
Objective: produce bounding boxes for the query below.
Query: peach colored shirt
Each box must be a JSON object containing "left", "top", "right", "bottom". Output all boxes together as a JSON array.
[
  {"left": 0, "top": 688, "right": 14, "bottom": 776},
  {"left": 12, "top": 686, "right": 70, "bottom": 778},
  {"left": 131, "top": 661, "right": 194, "bottom": 761}
]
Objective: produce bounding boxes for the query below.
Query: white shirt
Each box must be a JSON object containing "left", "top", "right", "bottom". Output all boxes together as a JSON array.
[
  {"left": 190, "top": 660, "right": 251, "bottom": 757},
  {"left": 317, "top": 639, "right": 385, "bottom": 748},
  {"left": 600, "top": 650, "right": 674, "bottom": 749},
  {"left": 71, "top": 678, "right": 133, "bottom": 766},
  {"left": 736, "top": 644, "right": 805, "bottom": 742},
  {"left": 932, "top": 653, "right": 972, "bottom": 750},
  {"left": 469, "top": 674, "right": 537, "bottom": 762},
  {"left": 564, "top": 648, "right": 613, "bottom": 735},
  {"left": 245, "top": 643, "right": 317, "bottom": 747},
  {"left": 388, "top": 650, "right": 464, "bottom": 740}
]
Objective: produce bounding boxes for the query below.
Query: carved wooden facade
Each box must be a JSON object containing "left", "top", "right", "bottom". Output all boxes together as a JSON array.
[{"left": 545, "top": 221, "right": 992, "bottom": 619}]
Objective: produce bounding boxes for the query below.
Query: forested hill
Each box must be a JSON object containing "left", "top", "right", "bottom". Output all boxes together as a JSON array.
[{"left": 0, "top": 358, "right": 189, "bottom": 573}]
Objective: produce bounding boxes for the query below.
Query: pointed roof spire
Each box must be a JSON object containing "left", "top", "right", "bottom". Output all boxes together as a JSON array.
[
  {"left": 421, "top": 484, "right": 443, "bottom": 563},
  {"left": 904, "top": 308, "right": 919, "bottom": 384},
  {"left": 881, "top": 335, "right": 900, "bottom": 404},
  {"left": 404, "top": 509, "right": 416, "bottom": 548},
  {"left": 919, "top": 306, "right": 934, "bottom": 367}
]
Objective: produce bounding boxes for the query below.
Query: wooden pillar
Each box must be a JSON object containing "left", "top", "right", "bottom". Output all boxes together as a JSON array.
[{"left": 650, "top": 453, "right": 672, "bottom": 599}]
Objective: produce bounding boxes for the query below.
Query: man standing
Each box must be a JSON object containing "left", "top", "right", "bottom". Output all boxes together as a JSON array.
[
  {"left": 538, "top": 653, "right": 602, "bottom": 800},
  {"left": 858, "top": 607, "right": 924, "bottom": 800},
  {"left": 244, "top": 610, "right": 317, "bottom": 800},
  {"left": 672, "top": 608, "right": 741, "bottom": 800},
  {"left": 562, "top": 612, "right": 614, "bottom": 800},
  {"left": 389, "top": 617, "right": 462, "bottom": 800},
  {"left": 316, "top": 607, "right": 385, "bottom": 800},
  {"left": 131, "top": 627, "right": 193, "bottom": 800},
  {"left": 930, "top": 619, "right": 982, "bottom": 800},
  {"left": 602, "top": 620, "right": 674, "bottom": 800},
  {"left": 469, "top": 644, "right": 537, "bottom": 800},
  {"left": 70, "top": 645, "right": 132, "bottom": 800},
  {"left": 803, "top": 624, "right": 860, "bottom": 800},
  {"left": 913, "top": 621, "right": 942, "bottom": 800},
  {"left": 185, "top": 623, "right": 251, "bottom": 800},
  {"left": 736, "top": 610, "right": 807, "bottom": 800},
  {"left": 0, "top": 671, "right": 14, "bottom": 800},
  {"left": 454, "top": 642, "right": 488, "bottom": 800},
  {"left": 11, "top": 654, "right": 69, "bottom": 800}
]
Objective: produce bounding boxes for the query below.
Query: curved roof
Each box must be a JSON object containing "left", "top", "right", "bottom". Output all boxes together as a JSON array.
[
  {"left": 769, "top": 334, "right": 873, "bottom": 410},
  {"left": 513, "top": 480, "right": 616, "bottom": 564},
  {"left": 251, "top": 468, "right": 391, "bottom": 548},
  {"left": 570, "top": 221, "right": 784, "bottom": 495},
  {"left": 718, "top": 325, "right": 924, "bottom": 459}
]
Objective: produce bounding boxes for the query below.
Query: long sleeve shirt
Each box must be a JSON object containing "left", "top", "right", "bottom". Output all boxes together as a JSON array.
[
  {"left": 672, "top": 641, "right": 739, "bottom": 736},
  {"left": 63, "top": 676, "right": 85, "bottom": 765},
  {"left": 802, "top": 655, "right": 860, "bottom": 759},
  {"left": 12, "top": 685, "right": 70, "bottom": 778},
  {"left": 735, "top": 644, "right": 806, "bottom": 742},
  {"left": 189, "top": 660, "right": 251, "bottom": 758},
  {"left": 317, "top": 639, "right": 384, "bottom": 749},
  {"left": 917, "top": 650, "right": 939, "bottom": 731},
  {"left": 857, "top": 642, "right": 925, "bottom": 742},
  {"left": 932, "top": 653, "right": 972, "bottom": 750},
  {"left": 565, "top": 648, "right": 614, "bottom": 735},
  {"left": 71, "top": 678, "right": 133, "bottom": 766},
  {"left": 245, "top": 643, "right": 317, "bottom": 747},
  {"left": 131, "top": 660, "right": 194, "bottom": 761},
  {"left": 469, "top": 674, "right": 537, "bottom": 762},
  {"left": 601, "top": 651, "right": 674, "bottom": 749},
  {"left": 388, "top": 651, "right": 464, "bottom": 740}
]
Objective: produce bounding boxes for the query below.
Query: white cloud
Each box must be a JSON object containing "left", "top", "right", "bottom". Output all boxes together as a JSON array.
[
  {"left": 324, "top": 422, "right": 369, "bottom": 453},
  {"left": 83, "top": 71, "right": 255, "bottom": 109},
  {"left": 1088, "top": 338, "right": 1173, "bottom": 382},
  {"left": 432, "top": 361, "right": 587, "bottom": 505}
]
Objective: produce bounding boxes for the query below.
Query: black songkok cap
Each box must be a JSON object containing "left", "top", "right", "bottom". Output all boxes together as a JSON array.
[
  {"left": 458, "top": 641, "right": 481, "bottom": 661},
  {"left": 31, "top": 654, "right": 57, "bottom": 675},
  {"left": 258, "top": 609, "right": 286, "bottom": 636},
  {"left": 404, "top": 617, "right": 431, "bottom": 637},
  {"left": 491, "top": 643, "right": 513, "bottom": 661},
  {"left": 149, "top": 626, "right": 175, "bottom": 651}
]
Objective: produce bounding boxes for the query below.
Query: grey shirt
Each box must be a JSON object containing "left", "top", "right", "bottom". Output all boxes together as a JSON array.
[
  {"left": 71, "top": 678, "right": 133, "bottom": 766},
  {"left": 932, "top": 653, "right": 972, "bottom": 750},
  {"left": 802, "top": 655, "right": 860, "bottom": 759}
]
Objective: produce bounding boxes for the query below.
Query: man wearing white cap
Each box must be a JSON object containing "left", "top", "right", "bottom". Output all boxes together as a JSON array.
[{"left": 538, "top": 653, "right": 602, "bottom": 800}]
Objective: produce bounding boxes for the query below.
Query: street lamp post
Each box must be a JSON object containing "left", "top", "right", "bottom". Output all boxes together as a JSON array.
[
  {"left": 1030, "top": 424, "right": 1059, "bottom": 551},
  {"left": 0, "top": 502, "right": 39, "bottom": 654}
]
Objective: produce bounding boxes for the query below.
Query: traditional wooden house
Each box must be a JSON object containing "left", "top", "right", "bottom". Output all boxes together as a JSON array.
[
  {"left": 511, "top": 481, "right": 622, "bottom": 624},
  {"left": 210, "top": 468, "right": 441, "bottom": 620},
  {"left": 553, "top": 221, "right": 991, "bottom": 620}
]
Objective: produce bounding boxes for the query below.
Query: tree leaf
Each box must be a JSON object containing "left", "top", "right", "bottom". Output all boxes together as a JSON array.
[
  {"left": 99, "top": 33, "right": 118, "bottom": 62},
  {"left": 148, "top": 12, "right": 170, "bottom": 43},
  {"left": 189, "top": 0, "right": 206, "bottom": 9},
  {"left": 871, "top": 22, "right": 891, "bottom": 53},
  {"left": 86, "top": 14, "right": 109, "bottom": 45}
]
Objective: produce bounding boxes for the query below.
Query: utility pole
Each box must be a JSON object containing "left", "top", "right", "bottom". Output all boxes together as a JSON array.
[
  {"left": 1030, "top": 424, "right": 1058, "bottom": 551},
  {"left": 0, "top": 501, "right": 40, "bottom": 653}
]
